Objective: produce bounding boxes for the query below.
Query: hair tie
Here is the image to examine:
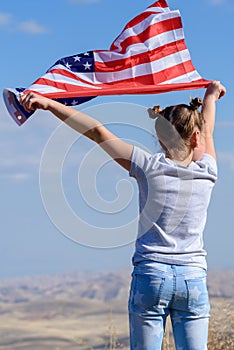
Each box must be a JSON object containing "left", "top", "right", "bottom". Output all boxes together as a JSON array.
[{"left": 147, "top": 105, "right": 162, "bottom": 119}]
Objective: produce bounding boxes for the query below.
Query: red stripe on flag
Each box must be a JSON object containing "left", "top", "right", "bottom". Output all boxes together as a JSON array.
[
  {"left": 45, "top": 68, "right": 98, "bottom": 88},
  {"left": 110, "top": 1, "right": 170, "bottom": 51},
  {"left": 33, "top": 67, "right": 99, "bottom": 92},
  {"left": 149, "top": 0, "right": 169, "bottom": 10},
  {"left": 110, "top": 11, "right": 153, "bottom": 51},
  {"left": 95, "top": 40, "right": 187, "bottom": 73},
  {"left": 95, "top": 60, "right": 199, "bottom": 88},
  {"left": 111, "top": 16, "right": 182, "bottom": 55},
  {"left": 127, "top": 0, "right": 169, "bottom": 29},
  {"left": 23, "top": 0, "right": 209, "bottom": 103},
  {"left": 28, "top": 60, "right": 207, "bottom": 99},
  {"left": 28, "top": 79, "right": 209, "bottom": 101}
]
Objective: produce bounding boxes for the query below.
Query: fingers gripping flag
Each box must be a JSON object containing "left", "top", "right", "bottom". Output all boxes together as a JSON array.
[{"left": 3, "top": 0, "right": 210, "bottom": 125}]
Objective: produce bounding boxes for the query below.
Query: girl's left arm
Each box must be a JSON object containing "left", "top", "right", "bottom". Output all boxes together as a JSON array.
[
  {"left": 20, "top": 93, "right": 133, "bottom": 171},
  {"left": 201, "top": 81, "right": 226, "bottom": 160}
]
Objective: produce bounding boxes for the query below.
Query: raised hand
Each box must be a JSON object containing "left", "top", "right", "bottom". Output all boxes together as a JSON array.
[{"left": 20, "top": 92, "right": 52, "bottom": 112}]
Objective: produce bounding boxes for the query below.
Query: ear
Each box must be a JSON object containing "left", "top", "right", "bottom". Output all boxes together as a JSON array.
[{"left": 191, "top": 130, "right": 200, "bottom": 149}]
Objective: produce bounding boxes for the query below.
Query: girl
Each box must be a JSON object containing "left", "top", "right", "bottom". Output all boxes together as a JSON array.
[{"left": 20, "top": 81, "right": 226, "bottom": 350}]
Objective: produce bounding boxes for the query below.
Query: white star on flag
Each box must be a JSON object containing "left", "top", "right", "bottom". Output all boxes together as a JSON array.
[
  {"left": 83, "top": 61, "right": 92, "bottom": 70},
  {"left": 4, "top": 0, "right": 211, "bottom": 127},
  {"left": 65, "top": 62, "right": 71, "bottom": 69},
  {"left": 73, "top": 56, "right": 81, "bottom": 62}
]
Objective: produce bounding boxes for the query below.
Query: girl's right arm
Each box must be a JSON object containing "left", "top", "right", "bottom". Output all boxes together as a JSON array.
[
  {"left": 20, "top": 93, "right": 134, "bottom": 171},
  {"left": 202, "top": 81, "right": 226, "bottom": 160}
]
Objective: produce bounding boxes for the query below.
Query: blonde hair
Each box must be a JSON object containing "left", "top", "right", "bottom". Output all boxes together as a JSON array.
[{"left": 148, "top": 98, "right": 204, "bottom": 160}]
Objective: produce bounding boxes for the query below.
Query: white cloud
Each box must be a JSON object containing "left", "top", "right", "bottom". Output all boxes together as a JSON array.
[
  {"left": 0, "top": 11, "right": 48, "bottom": 35},
  {"left": 0, "top": 12, "right": 12, "bottom": 26},
  {"left": 17, "top": 19, "right": 49, "bottom": 34},
  {"left": 1, "top": 172, "right": 32, "bottom": 182}
]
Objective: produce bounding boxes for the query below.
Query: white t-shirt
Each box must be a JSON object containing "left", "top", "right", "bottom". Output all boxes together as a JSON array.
[{"left": 129, "top": 146, "right": 217, "bottom": 270}]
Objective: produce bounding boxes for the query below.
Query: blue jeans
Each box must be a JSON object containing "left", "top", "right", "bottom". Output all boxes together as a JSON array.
[{"left": 128, "top": 262, "right": 210, "bottom": 350}]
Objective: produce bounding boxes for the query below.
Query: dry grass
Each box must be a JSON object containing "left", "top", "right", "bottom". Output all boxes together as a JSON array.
[
  {"left": 95, "top": 297, "right": 234, "bottom": 350},
  {"left": 0, "top": 270, "right": 233, "bottom": 349},
  {"left": 208, "top": 298, "right": 234, "bottom": 350},
  {"left": 0, "top": 297, "right": 232, "bottom": 349},
  {"left": 161, "top": 297, "right": 234, "bottom": 350}
]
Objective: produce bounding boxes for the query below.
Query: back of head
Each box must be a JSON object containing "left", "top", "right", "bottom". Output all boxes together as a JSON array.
[{"left": 148, "top": 98, "right": 204, "bottom": 160}]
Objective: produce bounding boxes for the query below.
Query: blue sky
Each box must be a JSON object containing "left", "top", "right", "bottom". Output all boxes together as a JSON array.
[{"left": 0, "top": 0, "right": 233, "bottom": 279}]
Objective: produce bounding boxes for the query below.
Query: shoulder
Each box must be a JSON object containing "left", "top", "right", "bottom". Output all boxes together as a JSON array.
[
  {"left": 129, "top": 146, "right": 151, "bottom": 175},
  {"left": 129, "top": 146, "right": 163, "bottom": 177},
  {"left": 194, "top": 153, "right": 218, "bottom": 178}
]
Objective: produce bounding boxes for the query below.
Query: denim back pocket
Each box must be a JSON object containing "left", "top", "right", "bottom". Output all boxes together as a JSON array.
[
  {"left": 185, "top": 276, "right": 210, "bottom": 317},
  {"left": 129, "top": 274, "right": 166, "bottom": 314}
]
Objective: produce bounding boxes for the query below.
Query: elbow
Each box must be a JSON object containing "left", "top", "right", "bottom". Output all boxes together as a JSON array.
[{"left": 85, "top": 126, "right": 103, "bottom": 143}]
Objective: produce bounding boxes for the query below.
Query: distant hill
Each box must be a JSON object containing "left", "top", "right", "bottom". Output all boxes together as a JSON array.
[
  {"left": 0, "top": 269, "right": 233, "bottom": 350},
  {"left": 0, "top": 269, "right": 233, "bottom": 304}
]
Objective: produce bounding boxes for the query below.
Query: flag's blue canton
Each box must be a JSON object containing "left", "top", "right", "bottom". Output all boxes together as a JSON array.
[
  {"left": 55, "top": 95, "right": 95, "bottom": 106},
  {"left": 51, "top": 51, "right": 95, "bottom": 74},
  {"left": 16, "top": 87, "right": 95, "bottom": 108},
  {"left": 49, "top": 51, "right": 95, "bottom": 106}
]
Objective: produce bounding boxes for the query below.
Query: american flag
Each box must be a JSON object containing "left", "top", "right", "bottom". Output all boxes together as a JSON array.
[{"left": 3, "top": 0, "right": 209, "bottom": 125}]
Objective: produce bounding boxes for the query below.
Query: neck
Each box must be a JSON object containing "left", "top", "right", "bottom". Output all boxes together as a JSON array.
[{"left": 166, "top": 150, "right": 193, "bottom": 167}]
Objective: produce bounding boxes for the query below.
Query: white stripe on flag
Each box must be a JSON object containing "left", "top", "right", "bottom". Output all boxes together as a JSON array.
[
  {"left": 144, "top": 6, "right": 170, "bottom": 13},
  {"left": 95, "top": 28, "right": 184, "bottom": 63},
  {"left": 112, "top": 11, "right": 180, "bottom": 53},
  {"left": 159, "top": 70, "right": 202, "bottom": 85},
  {"left": 85, "top": 49, "right": 192, "bottom": 84},
  {"left": 28, "top": 84, "right": 67, "bottom": 93},
  {"left": 38, "top": 70, "right": 101, "bottom": 90},
  {"left": 21, "top": 1, "right": 209, "bottom": 103},
  {"left": 46, "top": 49, "right": 193, "bottom": 87}
]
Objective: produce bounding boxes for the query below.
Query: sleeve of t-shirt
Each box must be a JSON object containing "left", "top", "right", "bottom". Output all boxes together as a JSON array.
[
  {"left": 129, "top": 146, "right": 152, "bottom": 179},
  {"left": 197, "top": 153, "right": 218, "bottom": 178}
]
